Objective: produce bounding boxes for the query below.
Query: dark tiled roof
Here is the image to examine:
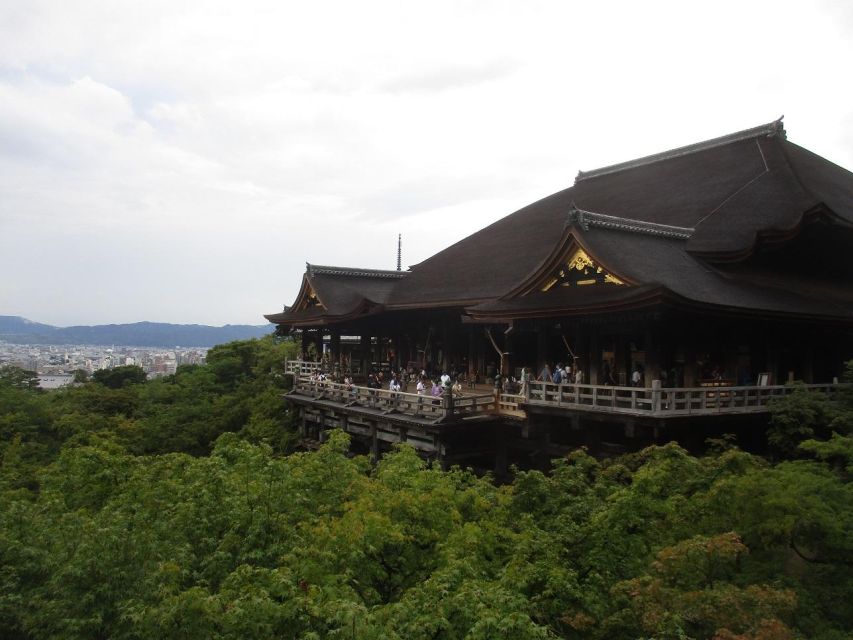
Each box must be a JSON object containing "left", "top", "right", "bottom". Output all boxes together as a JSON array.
[
  {"left": 469, "top": 223, "right": 853, "bottom": 321},
  {"left": 264, "top": 264, "right": 405, "bottom": 325},
  {"left": 268, "top": 120, "right": 853, "bottom": 324}
]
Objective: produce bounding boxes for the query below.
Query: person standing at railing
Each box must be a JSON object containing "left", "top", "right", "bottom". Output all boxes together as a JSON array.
[
  {"left": 389, "top": 375, "right": 401, "bottom": 393},
  {"left": 366, "top": 373, "right": 379, "bottom": 407},
  {"left": 518, "top": 367, "right": 529, "bottom": 396},
  {"left": 575, "top": 368, "right": 584, "bottom": 384},
  {"left": 416, "top": 376, "right": 426, "bottom": 395}
]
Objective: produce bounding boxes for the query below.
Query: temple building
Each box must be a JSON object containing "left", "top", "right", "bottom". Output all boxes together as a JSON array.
[{"left": 266, "top": 119, "right": 853, "bottom": 466}]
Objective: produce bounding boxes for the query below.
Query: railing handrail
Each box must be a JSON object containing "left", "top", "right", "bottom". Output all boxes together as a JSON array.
[
  {"left": 290, "top": 371, "right": 847, "bottom": 419},
  {"left": 290, "top": 375, "right": 500, "bottom": 421},
  {"left": 525, "top": 379, "right": 849, "bottom": 416}
]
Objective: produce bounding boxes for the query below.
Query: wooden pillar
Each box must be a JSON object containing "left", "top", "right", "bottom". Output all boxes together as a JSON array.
[
  {"left": 313, "top": 330, "right": 324, "bottom": 361},
  {"left": 360, "top": 334, "right": 371, "bottom": 378},
  {"left": 589, "top": 330, "right": 599, "bottom": 385},
  {"left": 766, "top": 341, "right": 780, "bottom": 386},
  {"left": 614, "top": 336, "right": 626, "bottom": 387},
  {"left": 571, "top": 323, "right": 584, "bottom": 380},
  {"left": 802, "top": 346, "right": 814, "bottom": 383},
  {"left": 536, "top": 323, "right": 549, "bottom": 373},
  {"left": 300, "top": 330, "right": 309, "bottom": 360},
  {"left": 370, "top": 423, "right": 379, "bottom": 464},
  {"left": 504, "top": 331, "right": 513, "bottom": 376},
  {"left": 468, "top": 326, "right": 476, "bottom": 376},
  {"left": 683, "top": 345, "right": 698, "bottom": 388},
  {"left": 441, "top": 318, "right": 450, "bottom": 374},
  {"left": 330, "top": 330, "right": 341, "bottom": 369},
  {"left": 645, "top": 326, "right": 661, "bottom": 388},
  {"left": 494, "top": 424, "right": 508, "bottom": 477}
]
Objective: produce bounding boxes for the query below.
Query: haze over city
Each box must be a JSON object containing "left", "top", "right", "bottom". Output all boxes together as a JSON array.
[{"left": 2, "top": 0, "right": 852, "bottom": 326}]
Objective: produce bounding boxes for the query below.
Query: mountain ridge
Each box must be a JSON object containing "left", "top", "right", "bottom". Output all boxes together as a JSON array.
[{"left": 0, "top": 316, "right": 274, "bottom": 348}]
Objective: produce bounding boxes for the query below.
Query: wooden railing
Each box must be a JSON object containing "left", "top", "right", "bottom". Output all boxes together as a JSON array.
[
  {"left": 526, "top": 380, "right": 846, "bottom": 417},
  {"left": 291, "top": 376, "right": 497, "bottom": 422},
  {"left": 284, "top": 359, "right": 323, "bottom": 376},
  {"left": 290, "top": 367, "right": 846, "bottom": 420}
]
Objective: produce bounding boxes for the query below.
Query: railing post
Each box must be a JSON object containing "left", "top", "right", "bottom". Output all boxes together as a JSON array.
[{"left": 652, "top": 380, "right": 662, "bottom": 413}]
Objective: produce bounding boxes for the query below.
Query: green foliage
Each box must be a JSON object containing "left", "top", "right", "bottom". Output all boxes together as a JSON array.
[
  {"left": 0, "top": 366, "right": 40, "bottom": 391},
  {"left": 92, "top": 364, "right": 147, "bottom": 389},
  {"left": 0, "top": 348, "right": 851, "bottom": 639}
]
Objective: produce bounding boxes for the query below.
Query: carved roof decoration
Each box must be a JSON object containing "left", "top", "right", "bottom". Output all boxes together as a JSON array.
[
  {"left": 566, "top": 205, "right": 694, "bottom": 239},
  {"left": 294, "top": 277, "right": 326, "bottom": 311},
  {"left": 575, "top": 117, "right": 786, "bottom": 183},
  {"left": 540, "top": 247, "right": 625, "bottom": 292}
]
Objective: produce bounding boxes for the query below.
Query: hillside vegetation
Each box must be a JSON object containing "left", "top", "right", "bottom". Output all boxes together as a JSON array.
[{"left": 1, "top": 339, "right": 851, "bottom": 640}]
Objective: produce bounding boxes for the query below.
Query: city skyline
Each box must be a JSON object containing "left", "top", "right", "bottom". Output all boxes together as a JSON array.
[{"left": 2, "top": 1, "right": 852, "bottom": 326}]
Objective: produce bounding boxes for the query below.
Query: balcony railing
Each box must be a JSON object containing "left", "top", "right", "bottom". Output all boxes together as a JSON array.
[
  {"left": 290, "top": 376, "right": 497, "bottom": 423},
  {"left": 284, "top": 359, "right": 323, "bottom": 376},
  {"left": 526, "top": 380, "right": 846, "bottom": 417},
  {"left": 286, "top": 359, "right": 847, "bottom": 420}
]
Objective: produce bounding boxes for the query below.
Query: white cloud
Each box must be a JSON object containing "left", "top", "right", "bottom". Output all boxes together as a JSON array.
[{"left": 0, "top": 0, "right": 851, "bottom": 325}]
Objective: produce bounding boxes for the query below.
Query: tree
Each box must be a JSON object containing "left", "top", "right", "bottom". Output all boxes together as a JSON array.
[{"left": 92, "top": 365, "right": 147, "bottom": 389}]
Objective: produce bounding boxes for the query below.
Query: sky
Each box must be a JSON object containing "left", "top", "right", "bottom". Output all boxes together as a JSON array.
[{"left": 1, "top": 0, "right": 852, "bottom": 327}]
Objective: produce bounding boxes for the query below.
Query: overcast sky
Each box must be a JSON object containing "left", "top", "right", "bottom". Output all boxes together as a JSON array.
[{"left": 1, "top": 1, "right": 852, "bottom": 326}]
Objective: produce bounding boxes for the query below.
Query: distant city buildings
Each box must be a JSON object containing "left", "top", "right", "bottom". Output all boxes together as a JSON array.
[{"left": 0, "top": 341, "right": 208, "bottom": 386}]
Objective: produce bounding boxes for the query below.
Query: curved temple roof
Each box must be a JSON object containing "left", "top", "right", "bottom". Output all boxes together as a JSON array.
[{"left": 267, "top": 119, "right": 853, "bottom": 327}]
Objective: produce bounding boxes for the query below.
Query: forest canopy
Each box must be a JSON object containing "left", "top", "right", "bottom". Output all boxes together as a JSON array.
[{"left": 1, "top": 339, "right": 851, "bottom": 640}]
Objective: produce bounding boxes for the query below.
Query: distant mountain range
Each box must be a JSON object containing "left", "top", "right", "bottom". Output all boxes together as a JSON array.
[{"left": 0, "top": 316, "right": 275, "bottom": 348}]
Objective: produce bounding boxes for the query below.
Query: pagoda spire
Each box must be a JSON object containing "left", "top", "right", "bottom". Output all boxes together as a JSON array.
[{"left": 396, "top": 234, "right": 402, "bottom": 271}]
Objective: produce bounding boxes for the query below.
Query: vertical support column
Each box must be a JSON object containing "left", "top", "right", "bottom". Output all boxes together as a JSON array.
[
  {"left": 468, "top": 326, "right": 476, "bottom": 377},
  {"left": 614, "top": 336, "right": 626, "bottom": 387},
  {"left": 504, "top": 330, "right": 513, "bottom": 376},
  {"left": 441, "top": 318, "right": 450, "bottom": 374},
  {"left": 571, "top": 322, "right": 584, "bottom": 380},
  {"left": 589, "top": 330, "right": 599, "bottom": 385},
  {"left": 330, "top": 330, "right": 341, "bottom": 370},
  {"left": 683, "top": 344, "right": 698, "bottom": 388},
  {"left": 494, "top": 424, "right": 508, "bottom": 477},
  {"left": 300, "top": 330, "right": 309, "bottom": 361},
  {"left": 766, "top": 340, "right": 780, "bottom": 386},
  {"left": 802, "top": 346, "right": 814, "bottom": 383},
  {"left": 313, "top": 330, "right": 324, "bottom": 361},
  {"left": 360, "top": 334, "right": 371, "bottom": 379},
  {"left": 536, "top": 323, "right": 549, "bottom": 373},
  {"left": 370, "top": 422, "right": 379, "bottom": 464},
  {"left": 645, "top": 326, "right": 661, "bottom": 387}
]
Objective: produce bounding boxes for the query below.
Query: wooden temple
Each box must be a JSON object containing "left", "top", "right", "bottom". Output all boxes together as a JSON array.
[{"left": 266, "top": 119, "right": 853, "bottom": 468}]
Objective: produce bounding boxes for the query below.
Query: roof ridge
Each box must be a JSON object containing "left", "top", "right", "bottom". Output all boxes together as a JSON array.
[
  {"left": 307, "top": 263, "right": 408, "bottom": 279},
  {"left": 575, "top": 117, "right": 786, "bottom": 183},
  {"left": 567, "top": 205, "right": 694, "bottom": 239}
]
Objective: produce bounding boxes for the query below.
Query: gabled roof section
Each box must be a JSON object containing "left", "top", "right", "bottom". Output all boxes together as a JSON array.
[
  {"left": 502, "top": 207, "right": 649, "bottom": 298},
  {"left": 265, "top": 263, "right": 408, "bottom": 326},
  {"left": 575, "top": 118, "right": 786, "bottom": 183}
]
